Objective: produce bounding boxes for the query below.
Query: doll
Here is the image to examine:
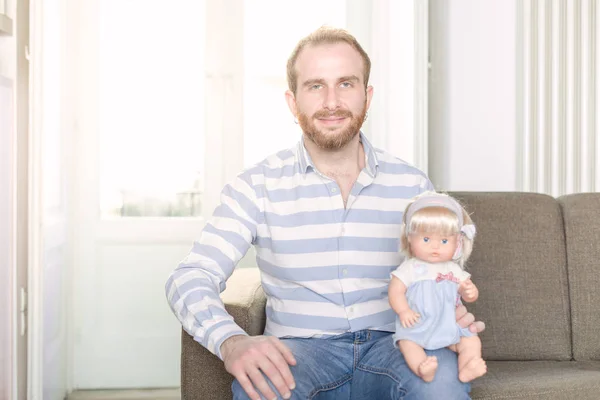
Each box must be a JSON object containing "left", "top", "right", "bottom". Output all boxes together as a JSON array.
[{"left": 388, "top": 191, "right": 487, "bottom": 383}]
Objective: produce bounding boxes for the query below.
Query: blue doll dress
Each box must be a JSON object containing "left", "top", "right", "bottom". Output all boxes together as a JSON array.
[{"left": 391, "top": 259, "right": 475, "bottom": 350}]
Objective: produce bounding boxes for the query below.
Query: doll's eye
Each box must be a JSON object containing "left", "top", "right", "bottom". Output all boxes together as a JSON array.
[
  {"left": 441, "top": 239, "right": 448, "bottom": 244},
  {"left": 423, "top": 237, "right": 429, "bottom": 243}
]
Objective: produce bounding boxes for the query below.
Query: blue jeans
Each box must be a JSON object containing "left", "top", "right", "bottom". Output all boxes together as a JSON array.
[{"left": 232, "top": 330, "right": 470, "bottom": 399}]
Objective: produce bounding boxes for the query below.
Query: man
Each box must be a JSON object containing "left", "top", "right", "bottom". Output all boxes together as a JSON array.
[{"left": 165, "top": 26, "right": 483, "bottom": 400}]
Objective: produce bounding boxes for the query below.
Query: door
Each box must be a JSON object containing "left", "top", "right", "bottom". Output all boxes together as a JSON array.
[{"left": 70, "top": 0, "right": 215, "bottom": 388}]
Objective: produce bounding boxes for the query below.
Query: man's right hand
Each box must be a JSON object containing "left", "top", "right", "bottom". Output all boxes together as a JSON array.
[{"left": 221, "top": 335, "right": 297, "bottom": 400}]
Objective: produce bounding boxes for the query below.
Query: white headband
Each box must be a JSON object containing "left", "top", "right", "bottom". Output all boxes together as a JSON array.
[{"left": 405, "top": 194, "right": 476, "bottom": 239}]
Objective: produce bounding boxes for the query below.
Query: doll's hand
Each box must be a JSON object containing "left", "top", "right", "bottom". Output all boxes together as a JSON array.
[
  {"left": 459, "top": 279, "right": 478, "bottom": 302},
  {"left": 399, "top": 308, "right": 420, "bottom": 328}
]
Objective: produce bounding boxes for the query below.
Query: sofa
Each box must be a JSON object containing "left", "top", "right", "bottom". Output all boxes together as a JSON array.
[{"left": 180, "top": 192, "right": 600, "bottom": 399}]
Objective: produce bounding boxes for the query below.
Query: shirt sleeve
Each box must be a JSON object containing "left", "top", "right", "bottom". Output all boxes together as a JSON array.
[
  {"left": 449, "top": 262, "right": 471, "bottom": 282},
  {"left": 391, "top": 259, "right": 414, "bottom": 287},
  {"left": 420, "top": 175, "right": 435, "bottom": 192},
  {"left": 164, "top": 172, "right": 259, "bottom": 360}
]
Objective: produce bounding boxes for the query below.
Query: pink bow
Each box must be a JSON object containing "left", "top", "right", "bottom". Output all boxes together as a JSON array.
[{"left": 436, "top": 271, "right": 458, "bottom": 283}]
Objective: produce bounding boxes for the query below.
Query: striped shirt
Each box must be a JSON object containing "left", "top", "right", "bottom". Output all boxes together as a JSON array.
[{"left": 165, "top": 133, "right": 433, "bottom": 359}]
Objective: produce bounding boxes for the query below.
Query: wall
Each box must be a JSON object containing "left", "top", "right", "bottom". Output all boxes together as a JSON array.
[
  {"left": 429, "top": 0, "right": 518, "bottom": 191},
  {"left": 0, "top": 1, "right": 16, "bottom": 393}
]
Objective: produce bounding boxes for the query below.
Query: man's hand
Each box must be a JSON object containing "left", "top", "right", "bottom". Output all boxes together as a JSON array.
[
  {"left": 221, "top": 335, "right": 296, "bottom": 400},
  {"left": 455, "top": 304, "right": 486, "bottom": 334}
]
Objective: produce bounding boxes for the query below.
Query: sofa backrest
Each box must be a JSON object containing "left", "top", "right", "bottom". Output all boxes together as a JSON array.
[
  {"left": 558, "top": 193, "right": 600, "bottom": 361},
  {"left": 450, "top": 192, "right": 572, "bottom": 361}
]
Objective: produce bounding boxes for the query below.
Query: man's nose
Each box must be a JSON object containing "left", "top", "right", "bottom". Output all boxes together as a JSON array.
[{"left": 323, "top": 87, "right": 340, "bottom": 110}]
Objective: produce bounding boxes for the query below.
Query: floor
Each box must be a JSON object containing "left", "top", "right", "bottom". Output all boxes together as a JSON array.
[{"left": 67, "top": 389, "right": 180, "bottom": 400}]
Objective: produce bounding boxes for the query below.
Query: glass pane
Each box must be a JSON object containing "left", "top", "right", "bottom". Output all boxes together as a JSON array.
[
  {"left": 98, "top": 0, "right": 205, "bottom": 217},
  {"left": 243, "top": 0, "right": 347, "bottom": 167}
]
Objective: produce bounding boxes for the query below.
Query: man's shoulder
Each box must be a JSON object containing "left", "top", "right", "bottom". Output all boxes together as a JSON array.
[
  {"left": 373, "top": 149, "right": 431, "bottom": 187},
  {"left": 373, "top": 148, "right": 429, "bottom": 180},
  {"left": 237, "top": 146, "right": 298, "bottom": 182}
]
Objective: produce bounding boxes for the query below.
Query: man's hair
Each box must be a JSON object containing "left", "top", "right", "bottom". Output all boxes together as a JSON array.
[{"left": 286, "top": 26, "right": 371, "bottom": 95}]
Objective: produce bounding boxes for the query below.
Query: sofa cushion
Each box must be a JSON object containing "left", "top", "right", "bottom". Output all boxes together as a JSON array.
[
  {"left": 558, "top": 193, "right": 600, "bottom": 361},
  {"left": 450, "top": 192, "right": 571, "bottom": 361},
  {"left": 471, "top": 361, "right": 600, "bottom": 399}
]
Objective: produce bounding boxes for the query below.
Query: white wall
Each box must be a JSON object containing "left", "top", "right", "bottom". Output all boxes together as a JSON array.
[
  {"left": 0, "top": 3, "right": 16, "bottom": 394},
  {"left": 429, "top": 0, "right": 517, "bottom": 191}
]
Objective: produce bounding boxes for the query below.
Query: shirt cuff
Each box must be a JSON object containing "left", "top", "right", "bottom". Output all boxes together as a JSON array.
[{"left": 212, "top": 323, "right": 249, "bottom": 361}]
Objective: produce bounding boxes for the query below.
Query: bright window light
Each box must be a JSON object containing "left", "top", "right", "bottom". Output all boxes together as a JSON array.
[{"left": 98, "top": 0, "right": 205, "bottom": 217}]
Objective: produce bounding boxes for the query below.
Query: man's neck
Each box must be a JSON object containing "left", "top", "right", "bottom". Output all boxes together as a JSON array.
[{"left": 304, "top": 133, "right": 365, "bottom": 180}]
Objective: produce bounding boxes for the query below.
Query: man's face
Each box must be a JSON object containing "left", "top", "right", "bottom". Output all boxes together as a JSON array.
[{"left": 286, "top": 43, "right": 373, "bottom": 150}]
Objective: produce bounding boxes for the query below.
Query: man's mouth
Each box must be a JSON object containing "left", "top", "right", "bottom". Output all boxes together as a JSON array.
[{"left": 318, "top": 116, "right": 346, "bottom": 124}]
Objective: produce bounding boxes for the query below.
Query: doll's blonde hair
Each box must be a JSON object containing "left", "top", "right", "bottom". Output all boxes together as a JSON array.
[{"left": 400, "top": 192, "right": 475, "bottom": 268}]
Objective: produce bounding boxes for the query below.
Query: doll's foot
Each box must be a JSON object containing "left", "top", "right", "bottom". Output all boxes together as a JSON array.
[
  {"left": 459, "top": 357, "right": 487, "bottom": 382},
  {"left": 418, "top": 356, "right": 438, "bottom": 382}
]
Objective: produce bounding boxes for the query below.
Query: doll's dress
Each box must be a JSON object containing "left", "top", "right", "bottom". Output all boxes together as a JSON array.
[{"left": 391, "top": 258, "right": 475, "bottom": 350}]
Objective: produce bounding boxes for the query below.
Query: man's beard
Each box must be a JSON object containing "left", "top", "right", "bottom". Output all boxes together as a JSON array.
[{"left": 298, "top": 103, "right": 367, "bottom": 150}]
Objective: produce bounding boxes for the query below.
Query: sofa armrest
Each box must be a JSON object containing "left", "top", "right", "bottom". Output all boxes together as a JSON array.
[{"left": 181, "top": 267, "right": 266, "bottom": 400}]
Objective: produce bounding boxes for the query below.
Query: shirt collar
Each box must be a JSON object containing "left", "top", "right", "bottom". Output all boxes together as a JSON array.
[{"left": 296, "top": 132, "right": 379, "bottom": 177}]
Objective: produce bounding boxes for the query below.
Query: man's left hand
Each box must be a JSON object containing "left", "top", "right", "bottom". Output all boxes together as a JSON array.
[{"left": 456, "top": 304, "right": 485, "bottom": 333}]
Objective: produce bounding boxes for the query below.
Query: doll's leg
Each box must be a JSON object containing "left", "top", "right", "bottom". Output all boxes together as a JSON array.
[
  {"left": 398, "top": 340, "right": 438, "bottom": 382},
  {"left": 454, "top": 336, "right": 487, "bottom": 382}
]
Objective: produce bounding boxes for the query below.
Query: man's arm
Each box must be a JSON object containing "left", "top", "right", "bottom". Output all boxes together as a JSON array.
[
  {"left": 165, "top": 173, "right": 259, "bottom": 358},
  {"left": 165, "top": 173, "right": 296, "bottom": 400}
]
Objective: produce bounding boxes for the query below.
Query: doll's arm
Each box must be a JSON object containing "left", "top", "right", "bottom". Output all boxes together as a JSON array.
[
  {"left": 389, "top": 276, "right": 420, "bottom": 328},
  {"left": 458, "top": 279, "right": 479, "bottom": 303}
]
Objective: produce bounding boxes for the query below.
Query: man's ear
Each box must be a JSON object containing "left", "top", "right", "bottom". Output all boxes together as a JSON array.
[
  {"left": 285, "top": 90, "right": 297, "bottom": 119},
  {"left": 365, "top": 85, "right": 374, "bottom": 110}
]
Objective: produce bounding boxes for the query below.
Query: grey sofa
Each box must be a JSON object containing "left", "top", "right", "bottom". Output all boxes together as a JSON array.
[{"left": 180, "top": 192, "right": 600, "bottom": 399}]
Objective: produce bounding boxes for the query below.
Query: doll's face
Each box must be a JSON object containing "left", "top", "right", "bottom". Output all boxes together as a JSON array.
[{"left": 408, "top": 232, "right": 459, "bottom": 263}]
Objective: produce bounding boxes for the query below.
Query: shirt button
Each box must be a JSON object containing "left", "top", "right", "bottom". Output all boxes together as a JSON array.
[
  {"left": 340, "top": 226, "right": 345, "bottom": 235},
  {"left": 330, "top": 187, "right": 337, "bottom": 193},
  {"left": 342, "top": 268, "right": 348, "bottom": 275}
]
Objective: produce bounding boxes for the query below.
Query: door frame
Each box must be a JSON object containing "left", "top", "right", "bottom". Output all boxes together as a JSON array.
[
  {"left": 13, "top": 0, "right": 30, "bottom": 398},
  {"left": 26, "top": 0, "right": 43, "bottom": 396}
]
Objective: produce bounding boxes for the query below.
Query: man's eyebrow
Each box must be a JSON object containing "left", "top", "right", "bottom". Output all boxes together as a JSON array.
[
  {"left": 302, "top": 78, "right": 326, "bottom": 88},
  {"left": 302, "top": 76, "right": 361, "bottom": 88},
  {"left": 338, "top": 75, "right": 360, "bottom": 83}
]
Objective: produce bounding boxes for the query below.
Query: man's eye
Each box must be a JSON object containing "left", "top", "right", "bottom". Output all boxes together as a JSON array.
[
  {"left": 311, "top": 84, "right": 322, "bottom": 90},
  {"left": 441, "top": 239, "right": 448, "bottom": 244},
  {"left": 340, "top": 82, "right": 352, "bottom": 88},
  {"left": 423, "top": 237, "right": 429, "bottom": 243}
]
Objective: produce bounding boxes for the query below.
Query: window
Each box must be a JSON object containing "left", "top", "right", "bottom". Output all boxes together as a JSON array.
[
  {"left": 98, "top": 0, "right": 205, "bottom": 217},
  {"left": 96, "top": 1, "right": 423, "bottom": 217}
]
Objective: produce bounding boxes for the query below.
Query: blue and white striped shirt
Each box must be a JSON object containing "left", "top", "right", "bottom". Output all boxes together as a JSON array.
[{"left": 165, "top": 133, "right": 433, "bottom": 359}]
